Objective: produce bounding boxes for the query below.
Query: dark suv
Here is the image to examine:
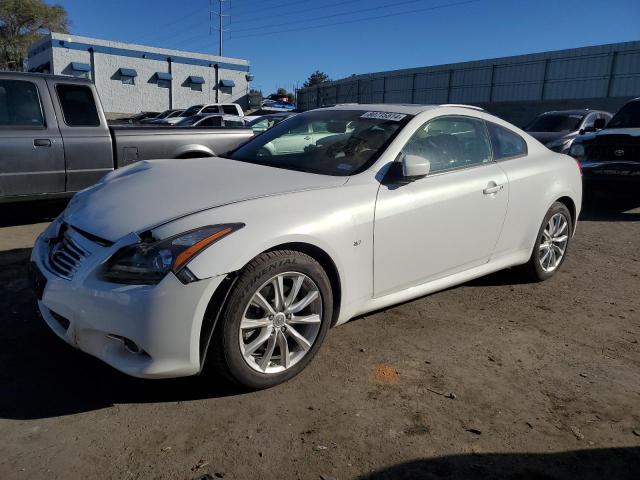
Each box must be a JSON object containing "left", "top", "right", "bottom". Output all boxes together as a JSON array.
[{"left": 569, "top": 98, "right": 640, "bottom": 190}]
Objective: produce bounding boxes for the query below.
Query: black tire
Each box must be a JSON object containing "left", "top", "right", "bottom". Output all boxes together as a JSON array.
[
  {"left": 521, "top": 201, "right": 572, "bottom": 282},
  {"left": 212, "top": 250, "right": 333, "bottom": 389}
]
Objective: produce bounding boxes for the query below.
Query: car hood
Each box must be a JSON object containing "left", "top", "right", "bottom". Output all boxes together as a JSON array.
[{"left": 63, "top": 157, "right": 347, "bottom": 242}]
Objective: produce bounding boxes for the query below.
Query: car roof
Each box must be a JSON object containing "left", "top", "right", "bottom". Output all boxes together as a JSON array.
[
  {"left": 319, "top": 103, "right": 439, "bottom": 114},
  {"left": 539, "top": 109, "right": 597, "bottom": 116}
]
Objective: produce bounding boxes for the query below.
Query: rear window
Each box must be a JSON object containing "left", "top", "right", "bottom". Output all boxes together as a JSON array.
[
  {"left": 56, "top": 84, "right": 100, "bottom": 126},
  {"left": 488, "top": 123, "right": 527, "bottom": 160},
  {"left": 0, "top": 80, "right": 44, "bottom": 127}
]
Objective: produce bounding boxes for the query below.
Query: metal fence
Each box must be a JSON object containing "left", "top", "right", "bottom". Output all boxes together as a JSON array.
[{"left": 297, "top": 41, "right": 640, "bottom": 112}]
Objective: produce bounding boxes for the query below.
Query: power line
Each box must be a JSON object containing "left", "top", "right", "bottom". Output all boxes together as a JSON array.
[
  {"left": 228, "top": 0, "right": 315, "bottom": 15},
  {"left": 230, "top": 0, "right": 362, "bottom": 25},
  {"left": 231, "top": 0, "right": 481, "bottom": 39},
  {"left": 230, "top": 0, "right": 435, "bottom": 34}
]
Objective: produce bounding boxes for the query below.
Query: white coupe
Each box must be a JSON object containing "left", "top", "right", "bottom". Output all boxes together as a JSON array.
[{"left": 31, "top": 104, "right": 582, "bottom": 389}]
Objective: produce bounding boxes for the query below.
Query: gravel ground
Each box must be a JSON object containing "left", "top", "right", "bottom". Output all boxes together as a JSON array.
[{"left": 0, "top": 197, "right": 639, "bottom": 480}]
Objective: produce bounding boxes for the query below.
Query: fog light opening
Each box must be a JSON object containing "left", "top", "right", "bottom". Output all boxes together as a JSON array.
[{"left": 107, "top": 334, "right": 147, "bottom": 355}]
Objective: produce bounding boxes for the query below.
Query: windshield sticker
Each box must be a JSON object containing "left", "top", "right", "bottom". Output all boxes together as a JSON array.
[
  {"left": 361, "top": 111, "right": 407, "bottom": 121},
  {"left": 337, "top": 163, "right": 353, "bottom": 171}
]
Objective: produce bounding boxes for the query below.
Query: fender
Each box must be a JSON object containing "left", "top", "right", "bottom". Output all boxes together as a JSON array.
[{"left": 173, "top": 143, "right": 215, "bottom": 158}]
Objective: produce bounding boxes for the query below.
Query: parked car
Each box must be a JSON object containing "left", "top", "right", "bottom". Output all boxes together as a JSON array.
[
  {"left": 149, "top": 109, "right": 185, "bottom": 124},
  {"left": 0, "top": 73, "right": 254, "bottom": 202},
  {"left": 30, "top": 104, "right": 581, "bottom": 389},
  {"left": 569, "top": 98, "right": 640, "bottom": 189},
  {"left": 167, "top": 103, "right": 244, "bottom": 124},
  {"left": 247, "top": 113, "right": 296, "bottom": 134},
  {"left": 139, "top": 109, "right": 183, "bottom": 124},
  {"left": 176, "top": 113, "right": 246, "bottom": 128},
  {"left": 257, "top": 118, "right": 348, "bottom": 155},
  {"left": 524, "top": 109, "right": 612, "bottom": 153},
  {"left": 111, "top": 111, "right": 161, "bottom": 124}
]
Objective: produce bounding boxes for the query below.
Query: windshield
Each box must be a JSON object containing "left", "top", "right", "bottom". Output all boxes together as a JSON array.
[
  {"left": 156, "top": 110, "right": 172, "bottom": 119},
  {"left": 229, "top": 109, "right": 411, "bottom": 176},
  {"left": 248, "top": 115, "right": 288, "bottom": 133},
  {"left": 607, "top": 101, "right": 640, "bottom": 129},
  {"left": 167, "top": 110, "right": 184, "bottom": 118},
  {"left": 182, "top": 105, "right": 203, "bottom": 117},
  {"left": 526, "top": 114, "right": 583, "bottom": 132}
]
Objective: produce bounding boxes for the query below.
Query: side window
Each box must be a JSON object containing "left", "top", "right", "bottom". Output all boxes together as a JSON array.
[
  {"left": 202, "top": 106, "right": 219, "bottom": 114},
  {"left": 201, "top": 116, "right": 222, "bottom": 127},
  {"left": 487, "top": 123, "right": 527, "bottom": 160},
  {"left": 56, "top": 84, "right": 100, "bottom": 126},
  {"left": 222, "top": 105, "right": 238, "bottom": 115},
  {"left": 0, "top": 80, "right": 44, "bottom": 127},
  {"left": 401, "top": 116, "right": 492, "bottom": 174},
  {"left": 311, "top": 121, "right": 330, "bottom": 134},
  {"left": 285, "top": 123, "right": 309, "bottom": 135}
]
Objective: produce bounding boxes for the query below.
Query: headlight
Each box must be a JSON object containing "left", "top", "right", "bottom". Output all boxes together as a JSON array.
[
  {"left": 569, "top": 144, "right": 585, "bottom": 158},
  {"left": 103, "top": 223, "right": 244, "bottom": 284}
]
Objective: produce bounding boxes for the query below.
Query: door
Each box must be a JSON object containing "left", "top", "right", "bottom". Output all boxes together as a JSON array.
[
  {"left": 49, "top": 81, "right": 112, "bottom": 192},
  {"left": 0, "top": 77, "right": 65, "bottom": 197},
  {"left": 374, "top": 115, "right": 508, "bottom": 296}
]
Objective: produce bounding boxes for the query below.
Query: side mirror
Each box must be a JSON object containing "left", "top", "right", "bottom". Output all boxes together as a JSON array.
[
  {"left": 594, "top": 118, "right": 606, "bottom": 130},
  {"left": 401, "top": 153, "right": 430, "bottom": 178}
]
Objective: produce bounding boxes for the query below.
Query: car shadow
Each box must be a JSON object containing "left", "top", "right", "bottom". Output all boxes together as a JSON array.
[
  {"left": 0, "top": 199, "right": 69, "bottom": 227},
  {"left": 356, "top": 447, "right": 640, "bottom": 479},
  {"left": 0, "top": 247, "right": 244, "bottom": 421},
  {"left": 581, "top": 189, "right": 640, "bottom": 222}
]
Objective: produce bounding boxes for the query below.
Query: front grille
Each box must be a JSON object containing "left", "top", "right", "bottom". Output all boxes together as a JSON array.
[
  {"left": 48, "top": 226, "right": 91, "bottom": 280},
  {"left": 586, "top": 143, "right": 640, "bottom": 161}
]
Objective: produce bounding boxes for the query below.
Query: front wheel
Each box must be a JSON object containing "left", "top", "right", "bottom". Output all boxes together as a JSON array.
[
  {"left": 213, "top": 250, "right": 333, "bottom": 389},
  {"left": 522, "top": 202, "right": 572, "bottom": 281}
]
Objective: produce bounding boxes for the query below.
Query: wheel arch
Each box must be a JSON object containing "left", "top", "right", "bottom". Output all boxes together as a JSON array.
[
  {"left": 198, "top": 241, "right": 343, "bottom": 369},
  {"left": 556, "top": 195, "right": 577, "bottom": 232}
]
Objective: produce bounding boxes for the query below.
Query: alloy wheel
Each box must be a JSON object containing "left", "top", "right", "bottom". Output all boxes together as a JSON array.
[
  {"left": 239, "top": 272, "right": 323, "bottom": 374},
  {"left": 538, "top": 212, "right": 569, "bottom": 272}
]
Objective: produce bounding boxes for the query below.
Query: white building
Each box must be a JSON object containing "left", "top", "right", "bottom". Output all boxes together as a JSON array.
[{"left": 26, "top": 32, "right": 252, "bottom": 116}]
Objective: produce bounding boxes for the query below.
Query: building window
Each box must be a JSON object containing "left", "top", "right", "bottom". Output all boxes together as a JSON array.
[
  {"left": 70, "top": 62, "right": 91, "bottom": 80},
  {"left": 188, "top": 75, "right": 205, "bottom": 91},
  {"left": 118, "top": 68, "right": 138, "bottom": 86},
  {"left": 155, "top": 72, "right": 172, "bottom": 89}
]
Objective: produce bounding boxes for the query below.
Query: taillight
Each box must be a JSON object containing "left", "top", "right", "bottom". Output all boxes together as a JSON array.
[{"left": 575, "top": 158, "right": 582, "bottom": 175}]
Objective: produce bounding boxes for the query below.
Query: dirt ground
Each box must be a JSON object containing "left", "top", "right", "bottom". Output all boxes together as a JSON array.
[{"left": 0, "top": 196, "right": 639, "bottom": 480}]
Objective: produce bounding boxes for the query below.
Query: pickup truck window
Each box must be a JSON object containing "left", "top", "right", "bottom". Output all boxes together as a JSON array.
[
  {"left": 222, "top": 105, "right": 239, "bottom": 115},
  {"left": 56, "top": 84, "right": 100, "bottom": 127},
  {"left": 0, "top": 80, "right": 44, "bottom": 128}
]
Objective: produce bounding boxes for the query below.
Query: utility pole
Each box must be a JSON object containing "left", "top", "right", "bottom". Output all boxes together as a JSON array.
[{"left": 211, "top": 0, "right": 228, "bottom": 57}]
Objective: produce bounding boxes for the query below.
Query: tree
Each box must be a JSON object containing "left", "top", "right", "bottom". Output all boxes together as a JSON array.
[
  {"left": 302, "top": 70, "right": 330, "bottom": 88},
  {"left": 0, "top": 0, "right": 69, "bottom": 71}
]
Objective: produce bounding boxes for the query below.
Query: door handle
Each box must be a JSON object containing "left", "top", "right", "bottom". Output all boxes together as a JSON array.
[
  {"left": 483, "top": 183, "right": 504, "bottom": 195},
  {"left": 34, "top": 139, "right": 51, "bottom": 147}
]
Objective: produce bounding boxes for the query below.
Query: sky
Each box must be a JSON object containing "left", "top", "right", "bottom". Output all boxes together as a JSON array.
[{"left": 52, "top": 0, "right": 640, "bottom": 95}]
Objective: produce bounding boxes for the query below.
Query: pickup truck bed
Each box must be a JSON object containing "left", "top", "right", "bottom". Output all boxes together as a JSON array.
[{"left": 0, "top": 72, "right": 254, "bottom": 203}]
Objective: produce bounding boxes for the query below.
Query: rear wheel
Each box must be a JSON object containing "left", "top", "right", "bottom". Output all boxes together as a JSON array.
[
  {"left": 522, "top": 202, "right": 572, "bottom": 281},
  {"left": 213, "top": 250, "right": 333, "bottom": 389}
]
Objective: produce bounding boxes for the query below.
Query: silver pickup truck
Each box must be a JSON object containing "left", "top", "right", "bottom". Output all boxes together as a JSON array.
[{"left": 0, "top": 72, "right": 254, "bottom": 203}]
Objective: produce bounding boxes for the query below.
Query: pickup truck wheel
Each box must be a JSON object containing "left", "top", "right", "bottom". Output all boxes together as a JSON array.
[
  {"left": 521, "top": 202, "right": 572, "bottom": 282},
  {"left": 212, "top": 250, "right": 333, "bottom": 389}
]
